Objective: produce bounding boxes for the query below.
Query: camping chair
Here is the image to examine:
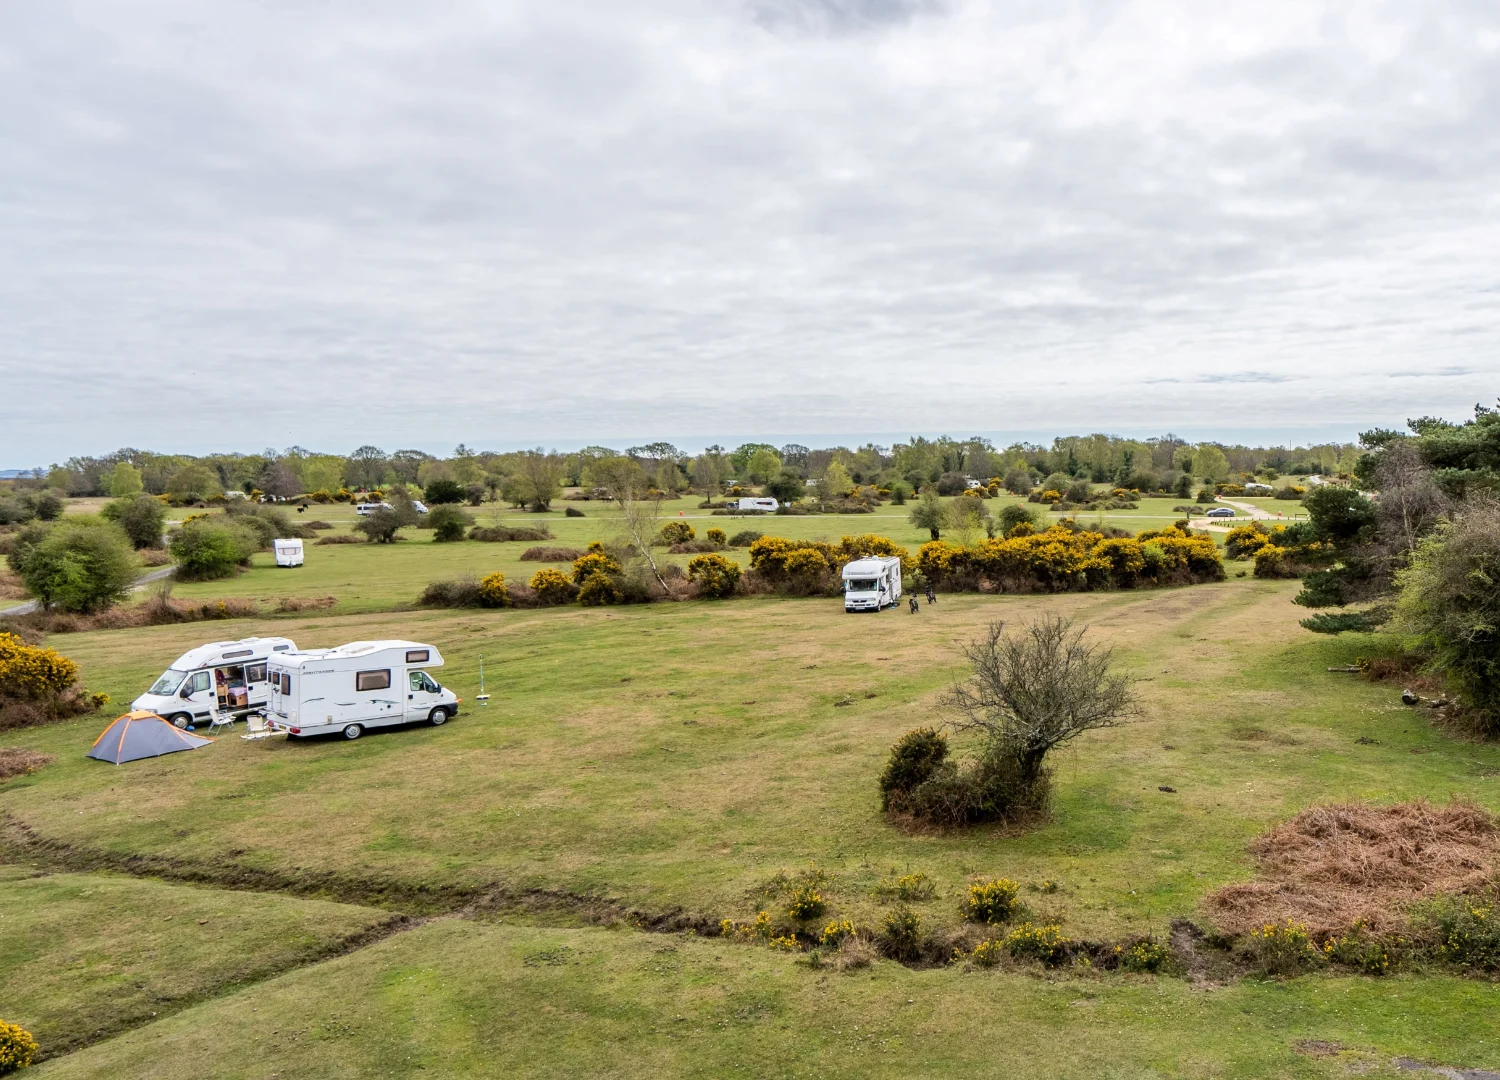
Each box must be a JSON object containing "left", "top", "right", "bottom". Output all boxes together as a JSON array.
[
  {"left": 240, "top": 713, "right": 277, "bottom": 741},
  {"left": 208, "top": 711, "right": 237, "bottom": 735}
]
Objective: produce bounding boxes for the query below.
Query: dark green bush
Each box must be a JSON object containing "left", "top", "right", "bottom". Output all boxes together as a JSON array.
[
  {"left": 880, "top": 905, "right": 922, "bottom": 961},
  {"left": 728, "top": 530, "right": 763, "bottom": 547},
  {"left": 878, "top": 728, "right": 949, "bottom": 811},
  {"left": 101, "top": 494, "right": 168, "bottom": 549},
  {"left": 577, "top": 574, "right": 623, "bottom": 606},
  {"left": 354, "top": 508, "right": 403, "bottom": 544},
  {"left": 169, "top": 518, "right": 258, "bottom": 580},
  {"left": 15, "top": 519, "right": 137, "bottom": 612},
  {"left": 428, "top": 504, "right": 473, "bottom": 542},
  {"left": 564, "top": 506, "right": 585, "bottom": 517},
  {"left": 418, "top": 577, "right": 485, "bottom": 607},
  {"left": 469, "top": 526, "right": 554, "bottom": 542},
  {"left": 424, "top": 479, "right": 465, "bottom": 504},
  {"left": 996, "top": 504, "right": 1037, "bottom": 535}
]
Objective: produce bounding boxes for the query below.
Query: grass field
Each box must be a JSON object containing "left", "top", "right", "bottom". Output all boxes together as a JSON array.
[{"left": 7, "top": 531, "right": 1500, "bottom": 1075}]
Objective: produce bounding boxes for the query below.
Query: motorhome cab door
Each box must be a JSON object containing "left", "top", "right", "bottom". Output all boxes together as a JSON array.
[
  {"left": 405, "top": 669, "right": 445, "bottom": 722},
  {"left": 176, "top": 670, "right": 215, "bottom": 724}
]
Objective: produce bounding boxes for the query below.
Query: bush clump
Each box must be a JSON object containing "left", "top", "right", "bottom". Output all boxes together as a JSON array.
[
  {"left": 0, "top": 631, "right": 102, "bottom": 731},
  {"left": 1413, "top": 895, "right": 1500, "bottom": 973},
  {"left": 564, "top": 506, "right": 586, "bottom": 517},
  {"left": 1245, "top": 919, "right": 1320, "bottom": 976},
  {"left": 687, "top": 552, "right": 741, "bottom": 598},
  {"left": 12, "top": 519, "right": 138, "bottom": 612},
  {"left": 529, "top": 567, "right": 577, "bottom": 604},
  {"left": 962, "top": 878, "right": 1020, "bottom": 925},
  {"left": 705, "top": 527, "right": 727, "bottom": 546},
  {"left": 0, "top": 1018, "right": 38, "bottom": 1075},
  {"left": 658, "top": 521, "right": 695, "bottom": 545},
  {"left": 428, "top": 504, "right": 473, "bottom": 542},
  {"left": 100, "top": 494, "right": 168, "bottom": 549},
  {"left": 1117, "top": 938, "right": 1171, "bottom": 973},
  {"left": 418, "top": 578, "right": 485, "bottom": 608},
  {"left": 469, "top": 526, "right": 554, "bottom": 543},
  {"left": 785, "top": 884, "right": 826, "bottom": 921},
  {"left": 728, "top": 530, "right": 762, "bottom": 547},
  {"left": 477, "top": 571, "right": 513, "bottom": 608},
  {"left": 169, "top": 517, "right": 258, "bottom": 580},
  {"left": 1004, "top": 923, "right": 1072, "bottom": 966},
  {"left": 877, "top": 728, "right": 949, "bottom": 811},
  {"left": 880, "top": 904, "right": 922, "bottom": 961},
  {"left": 874, "top": 871, "right": 935, "bottom": 902}
]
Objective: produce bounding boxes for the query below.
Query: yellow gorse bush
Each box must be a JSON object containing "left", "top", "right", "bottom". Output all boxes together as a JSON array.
[
  {"left": 529, "top": 567, "right": 573, "bottom": 604},
  {"left": 819, "top": 920, "right": 855, "bottom": 947},
  {"left": 962, "top": 878, "right": 1019, "bottom": 925},
  {"left": 477, "top": 572, "right": 512, "bottom": 608},
  {"left": 1004, "top": 922, "right": 1072, "bottom": 966},
  {"left": 0, "top": 1017, "right": 38, "bottom": 1074},
  {"left": 917, "top": 525, "right": 1221, "bottom": 592},
  {"left": 571, "top": 550, "right": 621, "bottom": 585},
  {"left": 0, "top": 632, "right": 79, "bottom": 700},
  {"left": 969, "top": 938, "right": 1006, "bottom": 967}
]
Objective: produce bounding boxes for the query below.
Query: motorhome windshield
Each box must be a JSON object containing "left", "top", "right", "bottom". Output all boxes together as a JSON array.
[
  {"left": 845, "top": 578, "right": 878, "bottom": 592},
  {"left": 149, "top": 669, "right": 188, "bottom": 695}
]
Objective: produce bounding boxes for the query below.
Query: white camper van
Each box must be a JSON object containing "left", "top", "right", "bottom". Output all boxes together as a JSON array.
[
  {"left": 265, "top": 640, "right": 460, "bottom": 740},
  {"left": 273, "top": 538, "right": 304, "bottom": 567},
  {"left": 736, "top": 497, "right": 779, "bottom": 513},
  {"left": 132, "top": 637, "right": 298, "bottom": 729},
  {"left": 842, "top": 556, "right": 902, "bottom": 612}
]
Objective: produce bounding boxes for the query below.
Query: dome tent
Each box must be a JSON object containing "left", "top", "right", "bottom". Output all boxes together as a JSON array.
[{"left": 88, "top": 711, "right": 214, "bottom": 765}]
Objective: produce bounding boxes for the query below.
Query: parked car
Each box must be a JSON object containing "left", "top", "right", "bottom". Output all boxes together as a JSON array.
[{"left": 1205, "top": 506, "right": 1236, "bottom": 518}]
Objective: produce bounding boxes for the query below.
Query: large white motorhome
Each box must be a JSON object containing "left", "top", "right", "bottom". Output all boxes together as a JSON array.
[
  {"left": 735, "top": 497, "right": 778, "bottom": 513},
  {"left": 132, "top": 637, "right": 298, "bottom": 729},
  {"left": 265, "top": 640, "right": 460, "bottom": 740},
  {"left": 841, "top": 556, "right": 902, "bottom": 612}
]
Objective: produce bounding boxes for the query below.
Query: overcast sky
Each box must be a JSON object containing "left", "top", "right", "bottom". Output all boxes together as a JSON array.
[{"left": 2, "top": 1, "right": 1498, "bottom": 465}]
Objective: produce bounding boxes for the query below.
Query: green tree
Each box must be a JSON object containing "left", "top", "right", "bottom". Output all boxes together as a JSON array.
[
  {"left": 514, "top": 451, "right": 565, "bottom": 511},
  {"left": 818, "top": 461, "right": 853, "bottom": 509},
  {"left": 166, "top": 464, "right": 220, "bottom": 501},
  {"left": 354, "top": 507, "right": 403, "bottom": 544},
  {"left": 909, "top": 488, "right": 946, "bottom": 540},
  {"left": 106, "top": 461, "right": 143, "bottom": 497},
  {"left": 17, "top": 518, "right": 137, "bottom": 612},
  {"left": 424, "top": 479, "right": 465, "bottom": 504},
  {"left": 100, "top": 494, "right": 167, "bottom": 549},
  {"left": 763, "top": 469, "right": 805, "bottom": 504},
  {"left": 1193, "top": 445, "right": 1230, "bottom": 484},
  {"left": 746, "top": 448, "right": 783, "bottom": 484},
  {"left": 427, "top": 504, "right": 472, "bottom": 542}
]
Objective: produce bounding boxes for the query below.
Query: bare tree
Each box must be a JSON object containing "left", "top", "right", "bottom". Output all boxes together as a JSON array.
[
  {"left": 944, "top": 616, "right": 1136, "bottom": 783},
  {"left": 591, "top": 456, "right": 670, "bottom": 592},
  {"left": 515, "top": 449, "right": 565, "bottom": 511}
]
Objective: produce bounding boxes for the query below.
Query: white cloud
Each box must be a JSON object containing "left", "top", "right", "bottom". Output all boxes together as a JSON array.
[{"left": 1, "top": 0, "right": 1497, "bottom": 462}]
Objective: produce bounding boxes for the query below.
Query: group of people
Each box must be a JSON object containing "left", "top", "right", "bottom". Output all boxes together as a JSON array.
[{"left": 908, "top": 584, "right": 936, "bottom": 613}]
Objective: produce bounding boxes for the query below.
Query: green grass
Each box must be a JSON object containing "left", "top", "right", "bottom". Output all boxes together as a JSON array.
[
  {"left": 35, "top": 919, "right": 1500, "bottom": 1079},
  {"left": 9, "top": 541, "right": 1500, "bottom": 1075},
  {"left": 0, "top": 866, "right": 393, "bottom": 1056}
]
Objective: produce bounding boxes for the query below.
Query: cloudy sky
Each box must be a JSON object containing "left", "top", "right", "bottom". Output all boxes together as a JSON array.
[{"left": 2, "top": 0, "right": 1498, "bottom": 464}]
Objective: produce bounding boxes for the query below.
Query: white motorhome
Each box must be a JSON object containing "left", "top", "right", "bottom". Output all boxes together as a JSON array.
[
  {"left": 265, "top": 640, "right": 460, "bottom": 740},
  {"left": 355, "top": 501, "right": 393, "bottom": 516},
  {"left": 132, "top": 637, "right": 298, "bottom": 729},
  {"left": 842, "top": 556, "right": 902, "bottom": 612},
  {"left": 736, "top": 497, "right": 779, "bottom": 513},
  {"left": 273, "top": 538, "right": 304, "bottom": 567}
]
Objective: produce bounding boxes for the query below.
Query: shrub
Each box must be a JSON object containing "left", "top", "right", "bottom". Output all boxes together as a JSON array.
[
  {"left": 478, "top": 571, "right": 513, "bottom": 607},
  {"left": 577, "top": 574, "right": 622, "bottom": 606},
  {"left": 18, "top": 519, "right": 138, "bottom": 611},
  {"left": 880, "top": 904, "right": 922, "bottom": 961},
  {"left": 101, "top": 494, "right": 168, "bottom": 549},
  {"left": 728, "top": 530, "right": 762, "bottom": 547},
  {"left": 30, "top": 493, "right": 63, "bottom": 521},
  {"left": 969, "top": 938, "right": 1006, "bottom": 967},
  {"left": 169, "top": 518, "right": 258, "bottom": 580},
  {"left": 424, "top": 478, "right": 465, "bottom": 504},
  {"left": 0, "top": 1018, "right": 38, "bottom": 1075},
  {"left": 997, "top": 503, "right": 1037, "bottom": 536},
  {"left": 1275, "top": 485, "right": 1305, "bottom": 500},
  {"left": 565, "top": 506, "right": 586, "bottom": 517},
  {"left": 962, "top": 878, "right": 1019, "bottom": 925},
  {"left": 819, "top": 920, "right": 856, "bottom": 947},
  {"left": 874, "top": 871, "right": 935, "bottom": 902},
  {"left": 1196, "top": 489, "right": 1218, "bottom": 504},
  {"left": 1252, "top": 544, "right": 1296, "bottom": 579},
  {"left": 1245, "top": 919, "right": 1320, "bottom": 975},
  {"left": 1225, "top": 522, "right": 1272, "bottom": 559},
  {"left": 428, "top": 504, "right": 473, "bottom": 542},
  {"left": 418, "top": 578, "right": 485, "bottom": 607},
  {"left": 658, "top": 521, "right": 695, "bottom": 545},
  {"left": 469, "top": 526, "right": 554, "bottom": 542},
  {"left": 1413, "top": 895, "right": 1500, "bottom": 973},
  {"left": 687, "top": 553, "right": 741, "bottom": 598},
  {"left": 353, "top": 507, "right": 403, "bottom": 544},
  {"left": 888, "top": 480, "right": 912, "bottom": 505},
  {"left": 1321, "top": 921, "right": 1395, "bottom": 975},
  {"left": 0, "top": 631, "right": 79, "bottom": 699},
  {"left": 529, "top": 567, "right": 577, "bottom": 604},
  {"left": 1395, "top": 502, "right": 1500, "bottom": 728},
  {"left": 786, "top": 884, "right": 826, "bottom": 921},
  {"left": 572, "top": 550, "right": 621, "bottom": 584},
  {"left": 314, "top": 533, "right": 363, "bottom": 545},
  {"left": 1117, "top": 938, "right": 1171, "bottom": 973},
  {"left": 1004, "top": 923, "right": 1071, "bottom": 966},
  {"left": 877, "top": 728, "right": 949, "bottom": 811},
  {"left": 705, "top": 527, "right": 727, "bottom": 546},
  {"left": 521, "top": 546, "right": 586, "bottom": 562}
]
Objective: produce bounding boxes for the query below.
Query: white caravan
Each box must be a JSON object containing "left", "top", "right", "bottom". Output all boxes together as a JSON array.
[
  {"left": 842, "top": 556, "right": 902, "bottom": 612},
  {"left": 273, "top": 538, "right": 304, "bottom": 567},
  {"left": 132, "top": 637, "right": 298, "bottom": 729},
  {"left": 265, "top": 640, "right": 460, "bottom": 740},
  {"left": 736, "top": 497, "right": 779, "bottom": 513}
]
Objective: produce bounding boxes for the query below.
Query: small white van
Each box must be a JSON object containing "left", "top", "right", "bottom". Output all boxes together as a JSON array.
[
  {"left": 265, "top": 640, "right": 460, "bottom": 740},
  {"left": 842, "top": 556, "right": 902, "bottom": 612},
  {"left": 133, "top": 637, "right": 298, "bottom": 729},
  {"left": 736, "top": 497, "right": 779, "bottom": 513},
  {"left": 355, "top": 501, "right": 393, "bottom": 516}
]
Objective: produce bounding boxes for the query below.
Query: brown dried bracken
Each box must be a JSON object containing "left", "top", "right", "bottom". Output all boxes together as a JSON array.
[
  {"left": 1204, "top": 800, "right": 1500, "bottom": 936},
  {"left": 0, "top": 747, "right": 54, "bottom": 781}
]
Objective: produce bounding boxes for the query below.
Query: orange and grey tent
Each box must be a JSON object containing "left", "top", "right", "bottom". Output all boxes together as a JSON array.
[{"left": 87, "top": 711, "right": 214, "bottom": 764}]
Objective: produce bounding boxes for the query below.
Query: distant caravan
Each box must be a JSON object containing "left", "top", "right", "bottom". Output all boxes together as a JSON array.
[{"left": 735, "top": 497, "right": 778, "bottom": 513}]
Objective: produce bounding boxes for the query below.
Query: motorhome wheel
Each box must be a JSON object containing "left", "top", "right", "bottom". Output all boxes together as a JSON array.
[
  {"left": 428, "top": 707, "right": 449, "bottom": 726},
  {"left": 342, "top": 723, "right": 363, "bottom": 740},
  {"left": 169, "top": 713, "right": 192, "bottom": 729}
]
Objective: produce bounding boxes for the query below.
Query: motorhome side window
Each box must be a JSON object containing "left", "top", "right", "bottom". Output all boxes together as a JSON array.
[
  {"left": 247, "top": 663, "right": 267, "bottom": 684},
  {"left": 405, "top": 649, "right": 430, "bottom": 664},
  {"left": 356, "top": 670, "right": 392, "bottom": 692},
  {"left": 187, "top": 672, "right": 211, "bottom": 694}
]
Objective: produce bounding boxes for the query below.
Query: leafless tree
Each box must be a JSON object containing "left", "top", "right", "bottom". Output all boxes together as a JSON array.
[
  {"left": 1372, "top": 441, "right": 1451, "bottom": 572},
  {"left": 944, "top": 616, "right": 1136, "bottom": 783},
  {"left": 590, "top": 456, "right": 670, "bottom": 592}
]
